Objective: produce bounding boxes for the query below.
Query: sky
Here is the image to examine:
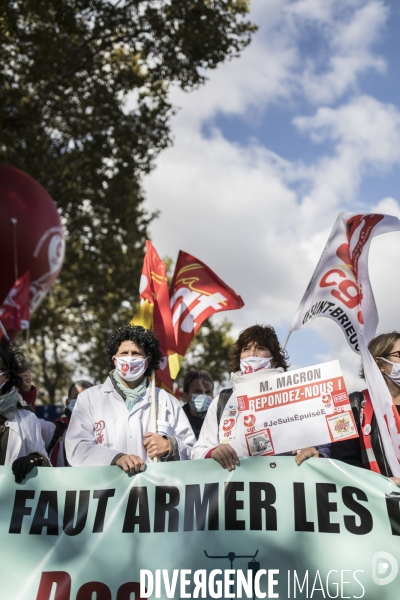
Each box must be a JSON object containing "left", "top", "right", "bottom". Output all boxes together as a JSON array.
[{"left": 139, "top": 0, "right": 400, "bottom": 393}]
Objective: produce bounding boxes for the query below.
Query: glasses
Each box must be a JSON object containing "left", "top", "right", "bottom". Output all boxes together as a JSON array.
[{"left": 384, "top": 351, "right": 400, "bottom": 359}]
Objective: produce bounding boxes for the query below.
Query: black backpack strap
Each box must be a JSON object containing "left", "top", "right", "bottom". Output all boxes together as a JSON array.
[
  {"left": 216, "top": 388, "right": 234, "bottom": 426},
  {"left": 47, "top": 420, "right": 68, "bottom": 455}
]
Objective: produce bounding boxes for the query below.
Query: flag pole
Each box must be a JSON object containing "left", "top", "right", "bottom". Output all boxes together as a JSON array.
[
  {"left": 282, "top": 329, "right": 292, "bottom": 351},
  {"left": 11, "top": 218, "right": 18, "bottom": 282},
  {"left": 151, "top": 370, "right": 159, "bottom": 463}
]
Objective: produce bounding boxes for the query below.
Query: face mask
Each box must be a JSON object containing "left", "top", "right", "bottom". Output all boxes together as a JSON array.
[
  {"left": 114, "top": 355, "right": 147, "bottom": 381},
  {"left": 240, "top": 356, "right": 273, "bottom": 375},
  {"left": 379, "top": 357, "right": 400, "bottom": 387},
  {"left": 0, "top": 386, "right": 18, "bottom": 420},
  {"left": 189, "top": 394, "right": 212, "bottom": 415},
  {"left": 68, "top": 399, "right": 77, "bottom": 411}
]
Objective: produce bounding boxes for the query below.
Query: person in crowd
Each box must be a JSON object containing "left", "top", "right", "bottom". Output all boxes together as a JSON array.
[
  {"left": 331, "top": 332, "right": 400, "bottom": 485},
  {"left": 40, "top": 380, "right": 93, "bottom": 466},
  {"left": 181, "top": 369, "right": 214, "bottom": 439},
  {"left": 191, "top": 324, "right": 330, "bottom": 469},
  {"left": 18, "top": 367, "right": 37, "bottom": 409},
  {"left": 0, "top": 344, "right": 49, "bottom": 482},
  {"left": 65, "top": 325, "right": 196, "bottom": 472}
]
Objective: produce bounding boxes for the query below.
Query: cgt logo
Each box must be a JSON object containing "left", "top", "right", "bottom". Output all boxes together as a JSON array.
[
  {"left": 244, "top": 414, "right": 256, "bottom": 428},
  {"left": 372, "top": 551, "right": 398, "bottom": 586}
]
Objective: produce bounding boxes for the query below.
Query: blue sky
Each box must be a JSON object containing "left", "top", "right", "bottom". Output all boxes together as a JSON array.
[{"left": 141, "top": 0, "right": 400, "bottom": 392}]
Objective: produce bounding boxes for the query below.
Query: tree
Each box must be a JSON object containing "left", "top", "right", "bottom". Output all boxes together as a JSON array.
[
  {"left": 0, "top": 0, "right": 255, "bottom": 402},
  {"left": 176, "top": 317, "right": 235, "bottom": 391}
]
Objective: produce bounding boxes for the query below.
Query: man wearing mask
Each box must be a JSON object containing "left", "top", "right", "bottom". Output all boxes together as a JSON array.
[
  {"left": 191, "top": 324, "right": 329, "bottom": 469},
  {"left": 40, "top": 380, "right": 93, "bottom": 466},
  {"left": 181, "top": 369, "right": 214, "bottom": 439},
  {"left": 65, "top": 325, "right": 195, "bottom": 472}
]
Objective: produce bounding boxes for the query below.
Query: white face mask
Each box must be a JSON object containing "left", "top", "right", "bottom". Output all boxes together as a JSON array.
[
  {"left": 240, "top": 356, "right": 273, "bottom": 375},
  {"left": 379, "top": 357, "right": 400, "bottom": 387},
  {"left": 114, "top": 356, "right": 147, "bottom": 381}
]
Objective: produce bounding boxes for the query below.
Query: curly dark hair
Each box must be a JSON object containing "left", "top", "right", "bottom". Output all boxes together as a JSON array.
[
  {"left": 183, "top": 369, "right": 214, "bottom": 393},
  {"left": 229, "top": 324, "right": 289, "bottom": 372},
  {"left": 106, "top": 325, "right": 162, "bottom": 375},
  {"left": 0, "top": 346, "right": 24, "bottom": 394}
]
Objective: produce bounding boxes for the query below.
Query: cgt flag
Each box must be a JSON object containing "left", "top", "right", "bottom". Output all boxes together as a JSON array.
[
  {"left": 0, "top": 271, "right": 30, "bottom": 336},
  {"left": 169, "top": 251, "right": 244, "bottom": 367},
  {"left": 131, "top": 241, "right": 178, "bottom": 391},
  {"left": 289, "top": 213, "right": 400, "bottom": 353}
]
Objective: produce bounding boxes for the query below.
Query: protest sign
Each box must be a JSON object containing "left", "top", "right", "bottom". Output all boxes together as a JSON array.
[
  {"left": 234, "top": 361, "right": 357, "bottom": 455},
  {"left": 1, "top": 459, "right": 400, "bottom": 600}
]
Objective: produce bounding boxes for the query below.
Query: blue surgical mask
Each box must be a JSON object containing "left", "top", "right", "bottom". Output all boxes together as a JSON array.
[
  {"left": 68, "top": 399, "right": 77, "bottom": 411},
  {"left": 189, "top": 394, "right": 212, "bottom": 415}
]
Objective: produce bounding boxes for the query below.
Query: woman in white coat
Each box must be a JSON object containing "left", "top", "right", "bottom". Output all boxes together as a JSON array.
[
  {"left": 66, "top": 325, "right": 196, "bottom": 473},
  {"left": 191, "top": 324, "right": 330, "bottom": 469},
  {"left": 0, "top": 345, "right": 49, "bottom": 482}
]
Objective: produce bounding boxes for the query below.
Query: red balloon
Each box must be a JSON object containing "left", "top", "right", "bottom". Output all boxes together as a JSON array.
[{"left": 0, "top": 164, "right": 65, "bottom": 319}]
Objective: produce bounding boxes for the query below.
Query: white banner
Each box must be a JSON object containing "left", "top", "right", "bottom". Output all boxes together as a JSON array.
[
  {"left": 290, "top": 213, "right": 400, "bottom": 352},
  {"left": 233, "top": 361, "right": 357, "bottom": 455}
]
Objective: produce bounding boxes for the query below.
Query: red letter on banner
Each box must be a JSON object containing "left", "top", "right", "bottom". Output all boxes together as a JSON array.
[
  {"left": 35, "top": 572, "right": 71, "bottom": 600},
  {"left": 76, "top": 582, "right": 112, "bottom": 600},
  {"left": 117, "top": 582, "right": 145, "bottom": 600}
]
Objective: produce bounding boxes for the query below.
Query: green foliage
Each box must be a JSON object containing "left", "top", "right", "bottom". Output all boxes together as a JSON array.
[
  {"left": 177, "top": 318, "right": 234, "bottom": 389},
  {"left": 0, "top": 0, "right": 255, "bottom": 402}
]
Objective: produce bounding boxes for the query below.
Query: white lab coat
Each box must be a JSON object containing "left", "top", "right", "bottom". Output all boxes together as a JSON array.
[
  {"left": 65, "top": 376, "right": 196, "bottom": 466},
  {"left": 5, "top": 409, "right": 50, "bottom": 465},
  {"left": 191, "top": 389, "right": 249, "bottom": 459},
  {"left": 191, "top": 368, "right": 286, "bottom": 460}
]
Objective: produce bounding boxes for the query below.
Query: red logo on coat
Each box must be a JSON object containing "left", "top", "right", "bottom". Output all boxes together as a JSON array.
[{"left": 95, "top": 420, "right": 106, "bottom": 444}]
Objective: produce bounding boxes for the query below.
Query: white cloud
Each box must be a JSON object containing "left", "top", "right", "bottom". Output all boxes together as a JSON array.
[
  {"left": 141, "top": 0, "right": 399, "bottom": 383},
  {"left": 287, "top": 0, "right": 388, "bottom": 103},
  {"left": 293, "top": 96, "right": 400, "bottom": 227},
  {"left": 160, "top": 0, "right": 388, "bottom": 130}
]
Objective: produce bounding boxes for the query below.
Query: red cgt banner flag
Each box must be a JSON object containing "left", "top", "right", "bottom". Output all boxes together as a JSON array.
[
  {"left": 169, "top": 251, "right": 244, "bottom": 367},
  {"left": 130, "top": 241, "right": 178, "bottom": 392},
  {"left": 0, "top": 271, "right": 30, "bottom": 337}
]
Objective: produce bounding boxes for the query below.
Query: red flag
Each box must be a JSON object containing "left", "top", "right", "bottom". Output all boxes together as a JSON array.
[
  {"left": 0, "top": 271, "right": 30, "bottom": 336},
  {"left": 169, "top": 251, "right": 244, "bottom": 363},
  {"left": 131, "top": 241, "right": 178, "bottom": 392}
]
